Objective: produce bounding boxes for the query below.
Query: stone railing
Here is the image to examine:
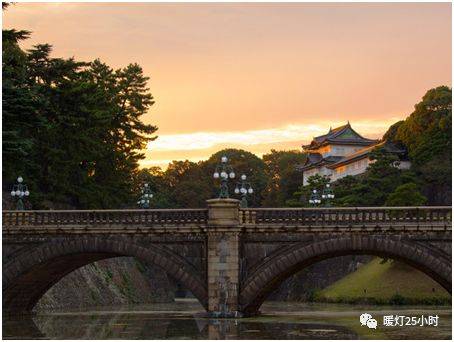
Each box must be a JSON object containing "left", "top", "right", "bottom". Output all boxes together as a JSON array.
[
  {"left": 2, "top": 209, "right": 209, "bottom": 229},
  {"left": 3, "top": 206, "right": 452, "bottom": 231},
  {"left": 239, "top": 206, "right": 452, "bottom": 228}
]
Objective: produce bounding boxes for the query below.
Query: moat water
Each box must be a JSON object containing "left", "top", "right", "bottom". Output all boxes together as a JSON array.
[{"left": 3, "top": 299, "right": 451, "bottom": 339}]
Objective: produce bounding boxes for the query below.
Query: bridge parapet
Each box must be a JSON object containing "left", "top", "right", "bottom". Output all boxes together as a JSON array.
[
  {"left": 240, "top": 206, "right": 452, "bottom": 230},
  {"left": 3, "top": 206, "right": 452, "bottom": 233},
  {"left": 2, "top": 208, "right": 208, "bottom": 232}
]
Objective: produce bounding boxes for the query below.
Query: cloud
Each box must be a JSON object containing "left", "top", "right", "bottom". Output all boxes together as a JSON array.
[
  {"left": 142, "top": 118, "right": 399, "bottom": 169},
  {"left": 147, "top": 119, "right": 398, "bottom": 152}
]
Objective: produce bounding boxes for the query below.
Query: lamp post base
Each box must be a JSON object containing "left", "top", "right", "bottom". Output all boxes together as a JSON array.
[
  {"left": 240, "top": 197, "right": 248, "bottom": 208},
  {"left": 16, "top": 199, "right": 24, "bottom": 211}
]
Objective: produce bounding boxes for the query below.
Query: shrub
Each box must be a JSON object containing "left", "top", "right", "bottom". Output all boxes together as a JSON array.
[{"left": 389, "top": 293, "right": 407, "bottom": 305}]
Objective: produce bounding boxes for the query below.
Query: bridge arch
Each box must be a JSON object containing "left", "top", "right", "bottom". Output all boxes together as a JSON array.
[
  {"left": 239, "top": 236, "right": 451, "bottom": 314},
  {"left": 3, "top": 237, "right": 208, "bottom": 314}
]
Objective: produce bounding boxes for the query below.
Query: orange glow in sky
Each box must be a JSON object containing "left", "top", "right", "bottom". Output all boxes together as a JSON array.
[{"left": 3, "top": 3, "right": 451, "bottom": 168}]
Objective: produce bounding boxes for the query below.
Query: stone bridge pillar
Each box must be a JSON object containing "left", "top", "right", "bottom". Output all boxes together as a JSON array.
[{"left": 206, "top": 198, "right": 241, "bottom": 317}]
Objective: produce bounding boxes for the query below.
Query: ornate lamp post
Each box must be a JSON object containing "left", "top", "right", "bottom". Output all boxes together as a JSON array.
[
  {"left": 10, "top": 176, "right": 30, "bottom": 210},
  {"left": 137, "top": 183, "right": 153, "bottom": 209},
  {"left": 308, "top": 189, "right": 321, "bottom": 207},
  {"left": 234, "top": 174, "right": 253, "bottom": 208},
  {"left": 213, "top": 156, "right": 235, "bottom": 198},
  {"left": 322, "top": 183, "right": 335, "bottom": 207}
]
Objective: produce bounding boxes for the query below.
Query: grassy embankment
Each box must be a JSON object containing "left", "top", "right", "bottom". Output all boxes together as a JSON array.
[{"left": 314, "top": 258, "right": 451, "bottom": 305}]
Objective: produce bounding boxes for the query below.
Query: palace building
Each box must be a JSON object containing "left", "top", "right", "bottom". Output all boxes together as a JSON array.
[{"left": 298, "top": 123, "right": 409, "bottom": 185}]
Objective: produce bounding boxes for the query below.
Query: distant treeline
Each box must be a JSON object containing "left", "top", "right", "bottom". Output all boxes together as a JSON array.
[{"left": 2, "top": 24, "right": 451, "bottom": 209}]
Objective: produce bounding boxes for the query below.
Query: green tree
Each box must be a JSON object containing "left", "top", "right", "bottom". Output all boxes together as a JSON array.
[
  {"left": 2, "top": 29, "right": 42, "bottom": 203},
  {"left": 86, "top": 60, "right": 157, "bottom": 208},
  {"left": 2, "top": 25, "right": 157, "bottom": 209},
  {"left": 133, "top": 167, "right": 173, "bottom": 209},
  {"left": 132, "top": 149, "right": 269, "bottom": 209},
  {"left": 288, "top": 174, "right": 330, "bottom": 207},
  {"left": 394, "top": 86, "right": 451, "bottom": 204},
  {"left": 360, "top": 149, "right": 402, "bottom": 204},
  {"left": 332, "top": 148, "right": 416, "bottom": 206},
  {"left": 261, "top": 150, "right": 306, "bottom": 207},
  {"left": 382, "top": 120, "right": 404, "bottom": 143},
  {"left": 385, "top": 183, "right": 427, "bottom": 206},
  {"left": 204, "top": 149, "right": 268, "bottom": 207},
  {"left": 329, "top": 176, "right": 359, "bottom": 203},
  {"left": 164, "top": 160, "right": 211, "bottom": 208}
]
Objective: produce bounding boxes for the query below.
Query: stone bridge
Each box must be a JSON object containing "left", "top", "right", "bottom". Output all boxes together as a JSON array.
[{"left": 3, "top": 199, "right": 452, "bottom": 317}]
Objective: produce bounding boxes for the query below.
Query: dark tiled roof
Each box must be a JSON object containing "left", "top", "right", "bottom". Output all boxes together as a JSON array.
[
  {"left": 303, "top": 122, "right": 378, "bottom": 150},
  {"left": 296, "top": 153, "right": 343, "bottom": 171},
  {"left": 325, "top": 155, "right": 344, "bottom": 163},
  {"left": 307, "top": 153, "right": 323, "bottom": 164}
]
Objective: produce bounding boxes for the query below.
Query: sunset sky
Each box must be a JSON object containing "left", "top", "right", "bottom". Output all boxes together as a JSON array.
[{"left": 3, "top": 2, "right": 451, "bottom": 169}]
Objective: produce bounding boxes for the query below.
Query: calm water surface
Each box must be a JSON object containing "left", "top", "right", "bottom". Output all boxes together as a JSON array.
[{"left": 3, "top": 299, "right": 451, "bottom": 339}]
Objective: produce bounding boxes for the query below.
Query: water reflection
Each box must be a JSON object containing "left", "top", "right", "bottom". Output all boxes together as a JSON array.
[
  {"left": 4, "top": 314, "right": 358, "bottom": 340},
  {"left": 3, "top": 300, "right": 451, "bottom": 340}
]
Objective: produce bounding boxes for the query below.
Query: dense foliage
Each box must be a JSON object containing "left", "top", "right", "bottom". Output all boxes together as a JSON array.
[
  {"left": 262, "top": 150, "right": 306, "bottom": 207},
  {"left": 3, "top": 29, "right": 157, "bottom": 208},
  {"left": 385, "top": 183, "right": 427, "bottom": 206},
  {"left": 332, "top": 150, "right": 425, "bottom": 207},
  {"left": 135, "top": 149, "right": 303, "bottom": 208},
  {"left": 392, "top": 86, "right": 452, "bottom": 204}
]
